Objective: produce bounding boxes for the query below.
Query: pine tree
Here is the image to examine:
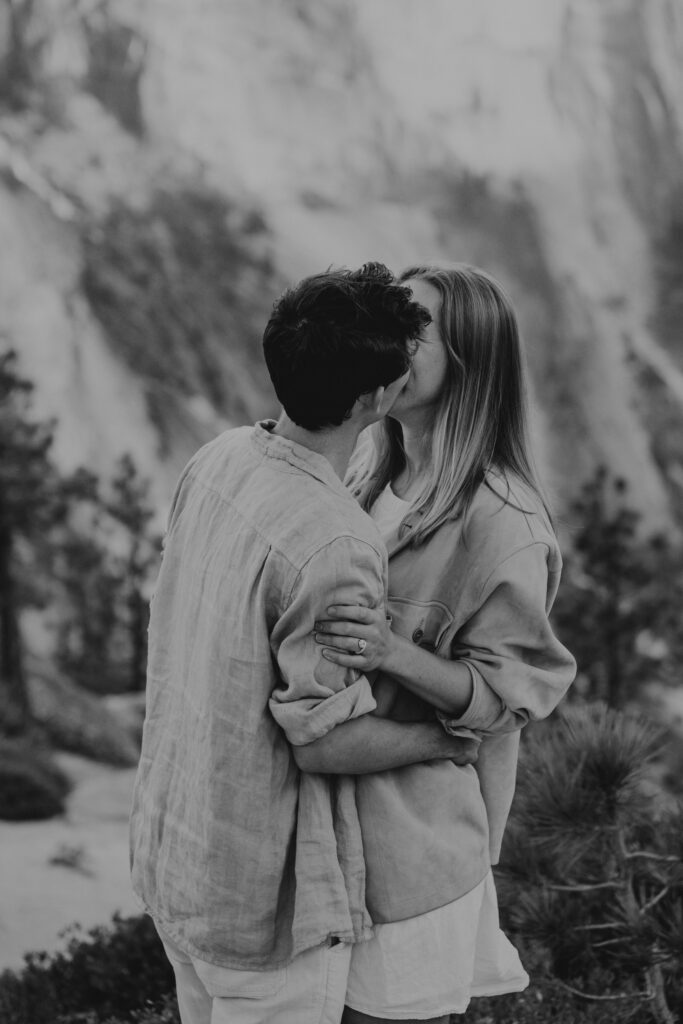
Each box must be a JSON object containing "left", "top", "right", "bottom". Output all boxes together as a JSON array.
[
  {"left": 0, "top": 349, "right": 66, "bottom": 732},
  {"left": 54, "top": 455, "right": 161, "bottom": 694},
  {"left": 0, "top": 353, "right": 161, "bottom": 734},
  {"left": 498, "top": 703, "right": 683, "bottom": 1024},
  {"left": 552, "top": 468, "right": 682, "bottom": 706},
  {"left": 0, "top": 0, "right": 39, "bottom": 109},
  {"left": 103, "top": 454, "right": 161, "bottom": 691},
  {"left": 52, "top": 470, "right": 123, "bottom": 693}
]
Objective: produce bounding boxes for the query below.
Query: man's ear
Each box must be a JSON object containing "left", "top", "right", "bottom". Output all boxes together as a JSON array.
[{"left": 357, "top": 385, "right": 386, "bottom": 416}]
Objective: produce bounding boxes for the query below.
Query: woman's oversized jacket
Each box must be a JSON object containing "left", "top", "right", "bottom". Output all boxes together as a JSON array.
[{"left": 355, "top": 471, "right": 576, "bottom": 923}]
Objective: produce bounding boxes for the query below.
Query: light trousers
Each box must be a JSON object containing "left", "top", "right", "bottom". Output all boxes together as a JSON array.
[{"left": 157, "top": 926, "right": 352, "bottom": 1024}]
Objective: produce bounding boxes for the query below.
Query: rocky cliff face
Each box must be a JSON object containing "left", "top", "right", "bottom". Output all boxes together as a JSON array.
[{"left": 1, "top": 0, "right": 682, "bottom": 530}]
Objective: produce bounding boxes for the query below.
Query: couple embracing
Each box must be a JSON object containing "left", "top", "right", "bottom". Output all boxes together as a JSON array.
[{"left": 130, "top": 261, "right": 576, "bottom": 1024}]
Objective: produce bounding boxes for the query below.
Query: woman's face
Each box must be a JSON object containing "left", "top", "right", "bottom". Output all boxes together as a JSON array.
[{"left": 389, "top": 278, "right": 450, "bottom": 420}]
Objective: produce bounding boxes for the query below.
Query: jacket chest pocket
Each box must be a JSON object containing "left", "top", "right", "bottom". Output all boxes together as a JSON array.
[{"left": 387, "top": 598, "right": 454, "bottom": 654}]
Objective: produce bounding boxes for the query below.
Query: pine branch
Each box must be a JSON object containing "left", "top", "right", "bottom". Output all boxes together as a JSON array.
[
  {"left": 552, "top": 977, "right": 650, "bottom": 1002},
  {"left": 639, "top": 886, "right": 671, "bottom": 915},
  {"left": 625, "top": 851, "right": 681, "bottom": 864},
  {"left": 545, "top": 880, "right": 621, "bottom": 892},
  {"left": 646, "top": 964, "right": 677, "bottom": 1024},
  {"left": 572, "top": 922, "right": 624, "bottom": 933}
]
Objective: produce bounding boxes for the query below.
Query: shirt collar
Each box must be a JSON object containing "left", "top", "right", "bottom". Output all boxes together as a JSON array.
[{"left": 251, "top": 420, "right": 353, "bottom": 502}]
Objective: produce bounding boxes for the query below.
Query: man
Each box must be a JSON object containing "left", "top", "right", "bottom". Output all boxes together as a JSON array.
[{"left": 129, "top": 263, "right": 478, "bottom": 1024}]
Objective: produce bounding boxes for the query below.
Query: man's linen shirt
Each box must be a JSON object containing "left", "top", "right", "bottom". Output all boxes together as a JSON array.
[{"left": 130, "top": 422, "right": 386, "bottom": 969}]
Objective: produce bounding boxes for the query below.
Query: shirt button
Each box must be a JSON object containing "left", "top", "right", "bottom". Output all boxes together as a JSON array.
[{"left": 412, "top": 628, "right": 424, "bottom": 643}]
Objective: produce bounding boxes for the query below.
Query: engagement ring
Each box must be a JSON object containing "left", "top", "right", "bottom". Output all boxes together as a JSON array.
[{"left": 357, "top": 638, "right": 367, "bottom": 654}]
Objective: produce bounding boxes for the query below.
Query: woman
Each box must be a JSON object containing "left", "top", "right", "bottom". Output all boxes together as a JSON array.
[{"left": 313, "top": 264, "right": 576, "bottom": 1023}]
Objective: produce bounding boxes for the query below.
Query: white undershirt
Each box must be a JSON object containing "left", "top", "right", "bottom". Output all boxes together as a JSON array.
[{"left": 368, "top": 483, "right": 411, "bottom": 539}]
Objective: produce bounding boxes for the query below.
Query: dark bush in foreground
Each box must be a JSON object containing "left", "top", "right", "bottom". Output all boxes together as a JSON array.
[
  {"left": 0, "top": 912, "right": 655, "bottom": 1024},
  {"left": 0, "top": 914, "right": 174, "bottom": 1024},
  {"left": 464, "top": 949, "right": 648, "bottom": 1023},
  {"left": 497, "top": 703, "right": 682, "bottom": 1024},
  {"left": 0, "top": 739, "right": 70, "bottom": 820},
  {"left": 0, "top": 924, "right": 643, "bottom": 1024},
  {"left": 60, "top": 993, "right": 180, "bottom": 1024}
]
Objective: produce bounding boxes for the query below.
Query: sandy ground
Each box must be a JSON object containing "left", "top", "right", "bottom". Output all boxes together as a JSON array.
[{"left": 0, "top": 753, "right": 140, "bottom": 972}]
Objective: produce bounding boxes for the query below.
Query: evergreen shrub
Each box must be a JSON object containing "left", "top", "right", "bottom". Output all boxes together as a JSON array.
[
  {"left": 0, "top": 739, "right": 70, "bottom": 820},
  {"left": 551, "top": 468, "right": 683, "bottom": 708},
  {"left": 0, "top": 918, "right": 633, "bottom": 1024},
  {"left": 59, "top": 993, "right": 180, "bottom": 1024},
  {"left": 465, "top": 952, "right": 646, "bottom": 1022},
  {"left": 497, "top": 702, "right": 683, "bottom": 1024},
  {"left": 0, "top": 914, "right": 174, "bottom": 1024}
]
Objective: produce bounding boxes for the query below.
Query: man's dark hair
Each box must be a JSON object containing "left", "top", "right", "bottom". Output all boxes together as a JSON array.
[{"left": 262, "top": 262, "right": 431, "bottom": 430}]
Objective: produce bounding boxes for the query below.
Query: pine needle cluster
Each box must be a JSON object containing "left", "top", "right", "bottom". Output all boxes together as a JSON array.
[{"left": 498, "top": 703, "right": 682, "bottom": 1024}]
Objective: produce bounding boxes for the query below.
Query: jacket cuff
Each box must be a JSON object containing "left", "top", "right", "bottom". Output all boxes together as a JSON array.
[{"left": 437, "top": 661, "right": 504, "bottom": 733}]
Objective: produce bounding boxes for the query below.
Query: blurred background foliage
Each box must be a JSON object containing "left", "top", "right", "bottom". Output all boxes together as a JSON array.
[
  {"left": 82, "top": 188, "right": 275, "bottom": 435},
  {"left": 0, "top": 348, "right": 159, "bottom": 780}
]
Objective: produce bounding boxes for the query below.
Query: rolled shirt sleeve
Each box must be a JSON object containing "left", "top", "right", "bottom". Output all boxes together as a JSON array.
[
  {"left": 439, "top": 542, "right": 576, "bottom": 737},
  {"left": 269, "top": 536, "right": 385, "bottom": 746}
]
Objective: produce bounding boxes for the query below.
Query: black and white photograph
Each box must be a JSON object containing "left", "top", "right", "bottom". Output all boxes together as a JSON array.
[{"left": 1, "top": 2, "right": 682, "bottom": 1023}]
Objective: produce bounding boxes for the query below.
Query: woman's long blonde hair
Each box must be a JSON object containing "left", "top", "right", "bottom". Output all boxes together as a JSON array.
[{"left": 349, "top": 263, "right": 551, "bottom": 544}]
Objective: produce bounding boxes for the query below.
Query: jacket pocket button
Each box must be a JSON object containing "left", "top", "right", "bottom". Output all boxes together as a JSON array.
[{"left": 412, "top": 628, "right": 424, "bottom": 643}]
